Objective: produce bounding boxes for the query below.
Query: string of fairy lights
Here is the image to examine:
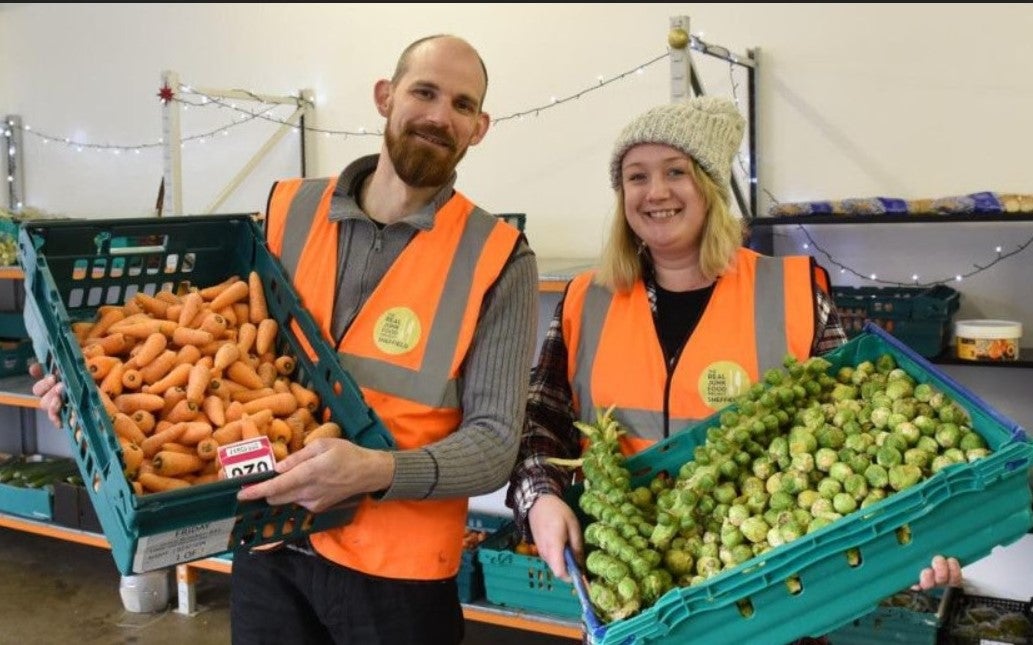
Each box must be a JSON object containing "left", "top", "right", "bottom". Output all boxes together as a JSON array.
[{"left": 6, "top": 34, "right": 1031, "bottom": 287}]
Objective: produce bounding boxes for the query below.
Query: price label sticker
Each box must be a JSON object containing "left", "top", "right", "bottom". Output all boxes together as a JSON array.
[{"left": 217, "top": 436, "right": 276, "bottom": 479}]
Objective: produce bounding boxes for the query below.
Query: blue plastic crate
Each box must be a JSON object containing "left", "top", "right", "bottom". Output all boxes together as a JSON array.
[
  {"left": 457, "top": 511, "right": 509, "bottom": 603},
  {"left": 19, "top": 214, "right": 395, "bottom": 574},
  {"left": 571, "top": 324, "right": 1032, "bottom": 645},
  {"left": 478, "top": 521, "right": 582, "bottom": 619}
]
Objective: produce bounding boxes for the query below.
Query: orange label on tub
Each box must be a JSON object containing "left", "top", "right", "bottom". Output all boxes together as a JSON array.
[{"left": 956, "top": 337, "right": 1018, "bottom": 361}]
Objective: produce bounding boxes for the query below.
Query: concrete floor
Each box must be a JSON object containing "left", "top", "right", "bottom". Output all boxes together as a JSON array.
[{"left": 0, "top": 527, "right": 580, "bottom": 645}]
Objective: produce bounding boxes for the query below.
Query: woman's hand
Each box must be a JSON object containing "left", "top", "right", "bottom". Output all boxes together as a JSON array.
[
  {"left": 527, "top": 493, "right": 583, "bottom": 582},
  {"left": 913, "top": 555, "right": 963, "bottom": 590}
]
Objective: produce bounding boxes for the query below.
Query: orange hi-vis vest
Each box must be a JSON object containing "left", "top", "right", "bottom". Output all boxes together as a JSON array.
[
  {"left": 265, "top": 176, "right": 521, "bottom": 580},
  {"left": 564, "top": 247, "right": 828, "bottom": 455}
]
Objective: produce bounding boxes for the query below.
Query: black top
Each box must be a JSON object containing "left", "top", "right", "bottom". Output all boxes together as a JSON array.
[{"left": 654, "top": 283, "right": 715, "bottom": 366}]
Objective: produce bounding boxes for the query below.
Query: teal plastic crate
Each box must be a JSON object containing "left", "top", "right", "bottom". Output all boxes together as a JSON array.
[
  {"left": 832, "top": 284, "right": 960, "bottom": 357},
  {"left": 826, "top": 588, "right": 953, "bottom": 645},
  {"left": 0, "top": 311, "right": 27, "bottom": 338},
  {"left": 572, "top": 324, "right": 1033, "bottom": 645},
  {"left": 457, "top": 511, "right": 509, "bottom": 603},
  {"left": 18, "top": 214, "right": 395, "bottom": 575},
  {"left": 497, "top": 213, "right": 526, "bottom": 232},
  {"left": 0, "top": 338, "right": 34, "bottom": 378},
  {"left": 478, "top": 521, "right": 582, "bottom": 619}
]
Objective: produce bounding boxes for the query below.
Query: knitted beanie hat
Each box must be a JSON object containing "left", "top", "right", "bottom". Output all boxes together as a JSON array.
[{"left": 609, "top": 96, "right": 745, "bottom": 190}]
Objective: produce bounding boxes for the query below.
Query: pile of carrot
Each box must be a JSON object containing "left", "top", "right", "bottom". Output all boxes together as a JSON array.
[{"left": 71, "top": 271, "right": 342, "bottom": 495}]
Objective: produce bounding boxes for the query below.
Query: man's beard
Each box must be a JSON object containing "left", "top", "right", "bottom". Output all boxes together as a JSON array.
[{"left": 385, "top": 124, "right": 466, "bottom": 188}]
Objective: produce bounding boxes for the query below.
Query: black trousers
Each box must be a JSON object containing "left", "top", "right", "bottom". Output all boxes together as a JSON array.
[{"left": 230, "top": 545, "right": 465, "bottom": 645}]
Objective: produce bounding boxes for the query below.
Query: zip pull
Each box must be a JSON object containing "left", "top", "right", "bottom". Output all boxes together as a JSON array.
[{"left": 373, "top": 228, "right": 383, "bottom": 252}]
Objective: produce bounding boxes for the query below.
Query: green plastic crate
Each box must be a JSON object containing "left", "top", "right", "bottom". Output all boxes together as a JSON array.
[
  {"left": 826, "top": 588, "right": 953, "bottom": 645},
  {"left": 0, "top": 338, "right": 34, "bottom": 378},
  {"left": 18, "top": 214, "right": 395, "bottom": 575},
  {"left": 573, "top": 324, "right": 1033, "bottom": 645},
  {"left": 478, "top": 521, "right": 582, "bottom": 619},
  {"left": 457, "top": 511, "right": 509, "bottom": 603},
  {"left": 497, "top": 213, "right": 526, "bottom": 232},
  {"left": 831, "top": 284, "right": 960, "bottom": 357}
]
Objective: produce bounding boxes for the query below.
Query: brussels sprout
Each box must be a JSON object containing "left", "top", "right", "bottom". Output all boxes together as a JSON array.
[
  {"left": 916, "top": 436, "right": 940, "bottom": 454},
  {"left": 930, "top": 455, "right": 954, "bottom": 474},
  {"left": 720, "top": 410, "right": 740, "bottom": 428},
  {"left": 696, "top": 555, "right": 722, "bottom": 577},
  {"left": 965, "top": 448, "right": 990, "bottom": 461},
  {"left": 815, "top": 447, "right": 839, "bottom": 472},
  {"left": 875, "top": 354, "right": 896, "bottom": 374},
  {"left": 870, "top": 407, "right": 892, "bottom": 429},
  {"left": 833, "top": 492, "right": 858, "bottom": 514},
  {"left": 796, "top": 489, "right": 821, "bottom": 510},
  {"left": 891, "top": 399, "right": 917, "bottom": 420},
  {"left": 848, "top": 452, "right": 873, "bottom": 476},
  {"left": 810, "top": 497, "right": 834, "bottom": 517},
  {"left": 895, "top": 422, "right": 920, "bottom": 446},
  {"left": 829, "top": 462, "right": 854, "bottom": 482},
  {"left": 904, "top": 448, "right": 931, "bottom": 470},
  {"left": 861, "top": 489, "right": 887, "bottom": 508},
  {"left": 780, "top": 470, "right": 809, "bottom": 495},
  {"left": 913, "top": 382, "right": 934, "bottom": 402},
  {"left": 876, "top": 446, "right": 903, "bottom": 468},
  {"left": 888, "top": 464, "right": 923, "bottom": 491},
  {"left": 791, "top": 452, "right": 815, "bottom": 473},
  {"left": 843, "top": 473, "right": 869, "bottom": 500},
  {"left": 818, "top": 426, "right": 847, "bottom": 450},
  {"left": 935, "top": 423, "right": 961, "bottom": 449},
  {"left": 864, "top": 463, "right": 889, "bottom": 489},
  {"left": 959, "top": 431, "right": 988, "bottom": 451},
  {"left": 767, "top": 527, "right": 785, "bottom": 548},
  {"left": 831, "top": 383, "right": 858, "bottom": 402},
  {"left": 817, "top": 477, "right": 843, "bottom": 499},
  {"left": 779, "top": 522, "right": 805, "bottom": 543},
  {"left": 789, "top": 428, "right": 818, "bottom": 455},
  {"left": 886, "top": 412, "right": 909, "bottom": 432},
  {"left": 807, "top": 516, "right": 834, "bottom": 533},
  {"left": 740, "top": 516, "right": 770, "bottom": 543},
  {"left": 720, "top": 523, "right": 745, "bottom": 548},
  {"left": 844, "top": 433, "right": 873, "bottom": 453}
]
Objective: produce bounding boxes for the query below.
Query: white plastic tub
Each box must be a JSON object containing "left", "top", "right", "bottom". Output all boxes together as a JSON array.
[{"left": 955, "top": 320, "right": 1022, "bottom": 361}]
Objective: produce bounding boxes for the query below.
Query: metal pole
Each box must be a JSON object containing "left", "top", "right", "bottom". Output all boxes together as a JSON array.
[
  {"left": 4, "top": 115, "right": 25, "bottom": 212},
  {"left": 161, "top": 71, "right": 183, "bottom": 216}
]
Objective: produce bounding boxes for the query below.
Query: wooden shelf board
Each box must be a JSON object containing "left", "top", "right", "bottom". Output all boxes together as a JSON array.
[{"left": 0, "top": 374, "right": 40, "bottom": 408}]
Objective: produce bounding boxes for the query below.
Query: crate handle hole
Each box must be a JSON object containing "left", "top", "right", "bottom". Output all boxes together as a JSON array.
[
  {"left": 785, "top": 575, "right": 803, "bottom": 595},
  {"left": 846, "top": 547, "right": 863, "bottom": 567},
  {"left": 736, "top": 598, "right": 755, "bottom": 619},
  {"left": 895, "top": 524, "right": 912, "bottom": 545}
]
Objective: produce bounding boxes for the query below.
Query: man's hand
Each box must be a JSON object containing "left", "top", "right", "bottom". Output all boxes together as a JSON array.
[
  {"left": 236, "top": 437, "right": 394, "bottom": 512},
  {"left": 527, "top": 493, "right": 584, "bottom": 582},
  {"left": 29, "top": 362, "right": 64, "bottom": 428}
]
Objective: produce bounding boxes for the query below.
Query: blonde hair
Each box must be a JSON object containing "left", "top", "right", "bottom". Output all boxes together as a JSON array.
[{"left": 595, "top": 158, "right": 746, "bottom": 292}]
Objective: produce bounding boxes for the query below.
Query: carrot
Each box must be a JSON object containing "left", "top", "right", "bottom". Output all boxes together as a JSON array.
[
  {"left": 138, "top": 472, "right": 191, "bottom": 494},
  {"left": 178, "top": 421, "right": 214, "bottom": 445},
  {"left": 99, "top": 361, "right": 125, "bottom": 396},
  {"left": 304, "top": 422, "right": 342, "bottom": 445},
  {"left": 265, "top": 418, "right": 293, "bottom": 445},
  {"left": 255, "top": 318, "right": 278, "bottom": 356},
  {"left": 85, "top": 332, "right": 128, "bottom": 356},
  {"left": 133, "top": 292, "right": 170, "bottom": 318},
  {"left": 257, "top": 362, "right": 278, "bottom": 388},
  {"left": 172, "top": 325, "right": 213, "bottom": 348},
  {"left": 164, "top": 399, "right": 200, "bottom": 424},
  {"left": 176, "top": 291, "right": 203, "bottom": 327},
  {"left": 227, "top": 360, "right": 265, "bottom": 390},
  {"left": 211, "top": 420, "right": 243, "bottom": 445},
  {"left": 71, "top": 321, "right": 94, "bottom": 342},
  {"left": 196, "top": 437, "right": 220, "bottom": 461},
  {"left": 185, "top": 363, "right": 211, "bottom": 405},
  {"left": 159, "top": 442, "right": 195, "bottom": 455},
  {"left": 160, "top": 386, "right": 188, "bottom": 418},
  {"left": 120, "top": 367, "right": 143, "bottom": 391},
  {"left": 114, "top": 392, "right": 165, "bottom": 415},
  {"left": 173, "top": 344, "right": 203, "bottom": 368},
  {"left": 81, "top": 343, "right": 106, "bottom": 359},
  {"left": 199, "top": 312, "right": 228, "bottom": 338},
  {"left": 218, "top": 305, "right": 238, "bottom": 327},
  {"left": 201, "top": 395, "right": 226, "bottom": 427},
  {"left": 119, "top": 439, "right": 145, "bottom": 476},
  {"left": 236, "top": 322, "right": 257, "bottom": 356},
  {"left": 154, "top": 290, "right": 181, "bottom": 305},
  {"left": 207, "top": 279, "right": 250, "bottom": 312},
  {"left": 289, "top": 382, "right": 320, "bottom": 412},
  {"left": 112, "top": 412, "right": 147, "bottom": 445},
  {"left": 241, "top": 392, "right": 298, "bottom": 417},
  {"left": 223, "top": 400, "right": 244, "bottom": 423},
  {"left": 141, "top": 422, "right": 190, "bottom": 458},
  {"left": 192, "top": 473, "right": 220, "bottom": 486},
  {"left": 86, "top": 355, "right": 120, "bottom": 380},
  {"left": 248, "top": 271, "right": 269, "bottom": 323},
  {"left": 98, "top": 390, "right": 119, "bottom": 420},
  {"left": 271, "top": 441, "right": 289, "bottom": 462},
  {"left": 86, "top": 308, "right": 125, "bottom": 340},
  {"left": 198, "top": 276, "right": 238, "bottom": 301},
  {"left": 130, "top": 409, "right": 156, "bottom": 435},
  {"left": 232, "top": 302, "right": 250, "bottom": 328},
  {"left": 153, "top": 450, "right": 206, "bottom": 477},
  {"left": 273, "top": 355, "right": 296, "bottom": 376},
  {"left": 213, "top": 342, "right": 241, "bottom": 372},
  {"left": 139, "top": 349, "right": 178, "bottom": 385},
  {"left": 143, "top": 362, "right": 192, "bottom": 395},
  {"left": 240, "top": 415, "right": 261, "bottom": 440},
  {"left": 112, "top": 319, "right": 179, "bottom": 340},
  {"left": 130, "top": 332, "right": 168, "bottom": 369},
  {"left": 231, "top": 387, "right": 276, "bottom": 404}
]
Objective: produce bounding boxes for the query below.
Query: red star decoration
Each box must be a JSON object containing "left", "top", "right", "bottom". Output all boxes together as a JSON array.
[{"left": 157, "top": 85, "right": 175, "bottom": 103}]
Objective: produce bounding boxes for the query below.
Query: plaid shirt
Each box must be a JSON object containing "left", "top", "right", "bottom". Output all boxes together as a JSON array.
[{"left": 505, "top": 276, "right": 847, "bottom": 536}]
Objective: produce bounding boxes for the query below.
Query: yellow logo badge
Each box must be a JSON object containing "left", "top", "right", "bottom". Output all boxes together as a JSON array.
[
  {"left": 698, "top": 361, "right": 751, "bottom": 411},
  {"left": 373, "top": 307, "right": 421, "bottom": 355}
]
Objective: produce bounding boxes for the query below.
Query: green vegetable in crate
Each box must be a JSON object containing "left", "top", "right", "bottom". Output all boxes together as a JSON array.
[{"left": 558, "top": 353, "right": 992, "bottom": 626}]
